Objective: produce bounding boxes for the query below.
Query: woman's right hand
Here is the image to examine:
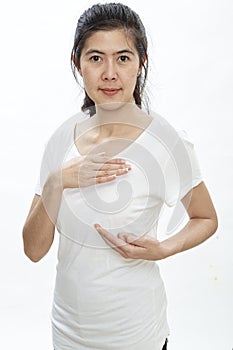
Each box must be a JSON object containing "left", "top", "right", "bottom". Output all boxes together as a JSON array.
[{"left": 60, "top": 152, "right": 131, "bottom": 189}]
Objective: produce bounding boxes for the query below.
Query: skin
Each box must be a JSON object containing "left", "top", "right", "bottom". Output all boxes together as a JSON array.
[
  {"left": 94, "top": 182, "right": 218, "bottom": 260},
  {"left": 23, "top": 29, "right": 218, "bottom": 262},
  {"left": 23, "top": 154, "right": 131, "bottom": 262},
  {"left": 78, "top": 29, "right": 141, "bottom": 105}
]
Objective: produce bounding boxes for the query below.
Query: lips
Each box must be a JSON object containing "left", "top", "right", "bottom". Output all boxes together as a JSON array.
[{"left": 100, "top": 88, "right": 121, "bottom": 96}]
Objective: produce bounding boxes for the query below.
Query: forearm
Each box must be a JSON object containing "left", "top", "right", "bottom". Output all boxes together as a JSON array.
[
  {"left": 23, "top": 175, "right": 63, "bottom": 262},
  {"left": 161, "top": 217, "right": 218, "bottom": 259},
  {"left": 95, "top": 183, "right": 218, "bottom": 261}
]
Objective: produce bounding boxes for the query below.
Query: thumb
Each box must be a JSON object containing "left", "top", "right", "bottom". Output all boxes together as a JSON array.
[{"left": 118, "top": 233, "right": 141, "bottom": 245}]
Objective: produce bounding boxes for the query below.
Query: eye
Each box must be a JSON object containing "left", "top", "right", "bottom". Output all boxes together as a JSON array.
[
  {"left": 90, "top": 55, "right": 101, "bottom": 62},
  {"left": 118, "top": 55, "right": 129, "bottom": 62}
]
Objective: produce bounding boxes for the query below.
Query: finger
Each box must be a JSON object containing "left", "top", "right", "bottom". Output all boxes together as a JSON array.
[
  {"left": 99, "top": 163, "right": 131, "bottom": 171},
  {"left": 85, "top": 164, "right": 131, "bottom": 177},
  {"left": 94, "top": 225, "right": 128, "bottom": 258},
  {"left": 105, "top": 158, "right": 127, "bottom": 164},
  {"left": 95, "top": 174, "right": 117, "bottom": 184},
  {"left": 78, "top": 174, "right": 117, "bottom": 187},
  {"left": 96, "top": 168, "right": 129, "bottom": 178},
  {"left": 100, "top": 234, "right": 129, "bottom": 258},
  {"left": 95, "top": 226, "right": 147, "bottom": 259},
  {"left": 108, "top": 234, "right": 146, "bottom": 259},
  {"left": 80, "top": 162, "right": 130, "bottom": 174},
  {"left": 117, "top": 233, "right": 148, "bottom": 246},
  {"left": 85, "top": 153, "right": 110, "bottom": 163},
  {"left": 94, "top": 224, "right": 126, "bottom": 248},
  {"left": 88, "top": 153, "right": 126, "bottom": 164}
]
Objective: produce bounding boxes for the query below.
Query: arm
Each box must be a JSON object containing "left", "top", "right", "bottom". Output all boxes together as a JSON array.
[
  {"left": 22, "top": 177, "right": 62, "bottom": 262},
  {"left": 23, "top": 155, "right": 131, "bottom": 262},
  {"left": 94, "top": 181, "right": 218, "bottom": 260},
  {"left": 160, "top": 181, "right": 218, "bottom": 258}
]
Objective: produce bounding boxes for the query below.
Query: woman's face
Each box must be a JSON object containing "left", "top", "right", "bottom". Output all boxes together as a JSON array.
[{"left": 78, "top": 29, "right": 141, "bottom": 106}]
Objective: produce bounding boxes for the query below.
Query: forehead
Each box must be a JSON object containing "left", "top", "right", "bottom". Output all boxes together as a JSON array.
[{"left": 82, "top": 29, "right": 137, "bottom": 53}]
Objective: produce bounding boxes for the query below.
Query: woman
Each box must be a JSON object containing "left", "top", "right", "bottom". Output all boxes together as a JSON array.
[{"left": 22, "top": 3, "right": 218, "bottom": 350}]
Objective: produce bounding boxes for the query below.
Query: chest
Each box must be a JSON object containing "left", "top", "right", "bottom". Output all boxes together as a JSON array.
[{"left": 74, "top": 123, "right": 151, "bottom": 157}]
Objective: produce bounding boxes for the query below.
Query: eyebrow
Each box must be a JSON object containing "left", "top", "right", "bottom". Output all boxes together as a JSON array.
[{"left": 84, "top": 49, "right": 135, "bottom": 56}]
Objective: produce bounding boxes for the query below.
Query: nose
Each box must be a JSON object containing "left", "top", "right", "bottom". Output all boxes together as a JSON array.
[{"left": 101, "top": 60, "right": 118, "bottom": 81}]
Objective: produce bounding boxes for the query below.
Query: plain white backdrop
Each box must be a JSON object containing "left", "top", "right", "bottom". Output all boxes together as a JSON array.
[{"left": 0, "top": 0, "right": 232, "bottom": 349}]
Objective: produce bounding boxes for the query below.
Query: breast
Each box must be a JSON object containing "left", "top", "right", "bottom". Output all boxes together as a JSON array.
[{"left": 56, "top": 139, "right": 167, "bottom": 249}]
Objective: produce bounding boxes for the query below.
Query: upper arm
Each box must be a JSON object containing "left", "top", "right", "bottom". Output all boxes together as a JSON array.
[{"left": 181, "top": 181, "right": 218, "bottom": 222}]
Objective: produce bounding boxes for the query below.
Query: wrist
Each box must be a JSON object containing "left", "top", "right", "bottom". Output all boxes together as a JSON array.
[
  {"left": 156, "top": 241, "right": 170, "bottom": 260},
  {"left": 159, "top": 238, "right": 183, "bottom": 259}
]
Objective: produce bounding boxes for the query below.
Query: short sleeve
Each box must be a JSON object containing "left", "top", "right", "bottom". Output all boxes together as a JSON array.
[
  {"left": 35, "top": 176, "right": 42, "bottom": 196},
  {"left": 34, "top": 112, "right": 89, "bottom": 196},
  {"left": 34, "top": 139, "right": 54, "bottom": 196},
  {"left": 164, "top": 130, "right": 203, "bottom": 207}
]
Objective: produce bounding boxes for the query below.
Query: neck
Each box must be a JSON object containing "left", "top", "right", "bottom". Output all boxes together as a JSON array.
[{"left": 93, "top": 103, "right": 148, "bottom": 136}]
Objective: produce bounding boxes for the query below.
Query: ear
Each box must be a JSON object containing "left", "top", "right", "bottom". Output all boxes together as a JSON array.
[
  {"left": 139, "top": 54, "right": 147, "bottom": 70},
  {"left": 71, "top": 53, "right": 82, "bottom": 76},
  {"left": 141, "top": 54, "right": 147, "bottom": 65}
]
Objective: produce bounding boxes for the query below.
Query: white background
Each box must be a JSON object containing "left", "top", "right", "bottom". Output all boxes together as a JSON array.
[{"left": 0, "top": 0, "right": 232, "bottom": 349}]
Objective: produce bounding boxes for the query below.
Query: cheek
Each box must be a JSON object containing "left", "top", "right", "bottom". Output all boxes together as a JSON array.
[
  {"left": 126, "top": 69, "right": 139, "bottom": 89},
  {"left": 81, "top": 68, "right": 96, "bottom": 89},
  {"left": 126, "top": 64, "right": 140, "bottom": 80}
]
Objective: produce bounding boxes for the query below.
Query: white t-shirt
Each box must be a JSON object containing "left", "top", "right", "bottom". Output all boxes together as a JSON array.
[{"left": 35, "top": 111, "right": 203, "bottom": 350}]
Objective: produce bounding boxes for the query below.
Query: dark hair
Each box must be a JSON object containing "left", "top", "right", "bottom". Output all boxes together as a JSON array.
[{"left": 71, "top": 3, "right": 149, "bottom": 114}]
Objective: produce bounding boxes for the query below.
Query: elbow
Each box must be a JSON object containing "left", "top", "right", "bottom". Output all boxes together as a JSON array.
[
  {"left": 23, "top": 242, "right": 43, "bottom": 263},
  {"left": 22, "top": 227, "right": 43, "bottom": 263},
  {"left": 212, "top": 207, "right": 219, "bottom": 234},
  {"left": 212, "top": 216, "right": 218, "bottom": 235},
  {"left": 30, "top": 256, "right": 43, "bottom": 263},
  {"left": 24, "top": 249, "right": 43, "bottom": 263},
  {"left": 208, "top": 214, "right": 218, "bottom": 238}
]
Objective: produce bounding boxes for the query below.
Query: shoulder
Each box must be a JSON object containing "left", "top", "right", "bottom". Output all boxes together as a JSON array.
[
  {"left": 45, "top": 112, "right": 89, "bottom": 150},
  {"left": 148, "top": 111, "right": 189, "bottom": 150},
  {"left": 41, "top": 112, "right": 89, "bottom": 167},
  {"left": 176, "top": 129, "right": 195, "bottom": 147},
  {"left": 51, "top": 112, "right": 88, "bottom": 141}
]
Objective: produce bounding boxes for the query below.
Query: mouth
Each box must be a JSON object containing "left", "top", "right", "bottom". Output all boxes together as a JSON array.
[{"left": 100, "top": 88, "right": 121, "bottom": 96}]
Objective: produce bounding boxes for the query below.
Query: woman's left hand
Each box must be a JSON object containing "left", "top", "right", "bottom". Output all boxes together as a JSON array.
[
  {"left": 94, "top": 224, "right": 166, "bottom": 261},
  {"left": 94, "top": 183, "right": 218, "bottom": 261}
]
